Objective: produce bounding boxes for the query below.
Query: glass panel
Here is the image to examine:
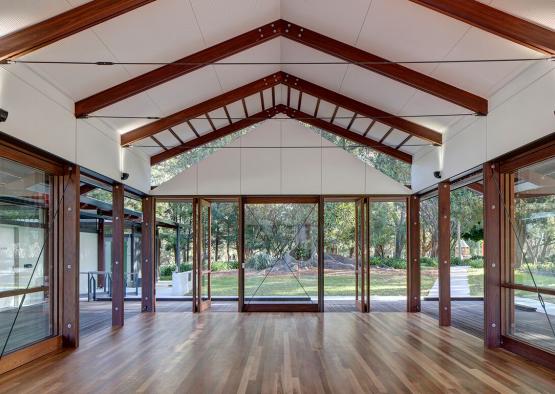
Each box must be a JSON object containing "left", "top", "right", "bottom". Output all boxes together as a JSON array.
[
  {"left": 370, "top": 201, "right": 407, "bottom": 311},
  {"left": 420, "top": 196, "right": 439, "bottom": 320},
  {"left": 512, "top": 161, "right": 555, "bottom": 292},
  {"left": 201, "top": 273, "right": 209, "bottom": 301},
  {"left": 356, "top": 202, "right": 363, "bottom": 305},
  {"left": 200, "top": 203, "right": 210, "bottom": 273},
  {"left": 324, "top": 201, "right": 356, "bottom": 311},
  {"left": 124, "top": 224, "right": 142, "bottom": 297},
  {"left": 420, "top": 196, "right": 439, "bottom": 298},
  {"left": 244, "top": 203, "right": 318, "bottom": 304},
  {"left": 506, "top": 290, "right": 555, "bottom": 353},
  {"left": 155, "top": 201, "right": 194, "bottom": 298},
  {"left": 79, "top": 178, "right": 115, "bottom": 335},
  {"left": 504, "top": 158, "right": 555, "bottom": 350},
  {"left": 124, "top": 194, "right": 142, "bottom": 299},
  {"left": 0, "top": 157, "right": 53, "bottom": 354},
  {"left": 450, "top": 184, "right": 484, "bottom": 337},
  {"left": 210, "top": 202, "right": 238, "bottom": 298}
]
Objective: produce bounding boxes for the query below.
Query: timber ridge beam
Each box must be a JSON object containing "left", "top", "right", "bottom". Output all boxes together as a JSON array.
[{"left": 75, "top": 19, "right": 488, "bottom": 117}]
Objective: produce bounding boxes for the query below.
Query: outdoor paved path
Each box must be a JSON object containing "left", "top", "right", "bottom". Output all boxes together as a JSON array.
[{"left": 428, "top": 265, "right": 470, "bottom": 297}]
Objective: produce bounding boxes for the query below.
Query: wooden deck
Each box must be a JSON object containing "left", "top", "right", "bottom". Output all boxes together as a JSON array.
[{"left": 1, "top": 310, "right": 555, "bottom": 393}]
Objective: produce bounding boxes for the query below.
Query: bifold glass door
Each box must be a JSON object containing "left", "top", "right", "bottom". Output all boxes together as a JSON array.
[{"left": 241, "top": 198, "right": 320, "bottom": 311}]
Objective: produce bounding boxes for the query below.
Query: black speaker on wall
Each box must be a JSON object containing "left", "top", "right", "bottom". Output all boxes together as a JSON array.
[{"left": 0, "top": 108, "right": 8, "bottom": 122}]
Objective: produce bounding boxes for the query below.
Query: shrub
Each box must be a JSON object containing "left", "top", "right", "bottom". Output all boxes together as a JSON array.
[
  {"left": 159, "top": 264, "right": 176, "bottom": 277},
  {"left": 211, "top": 261, "right": 239, "bottom": 272},
  {"left": 468, "top": 258, "right": 484, "bottom": 268},
  {"left": 521, "top": 261, "right": 555, "bottom": 273},
  {"left": 420, "top": 257, "right": 437, "bottom": 267},
  {"left": 370, "top": 257, "right": 406, "bottom": 269},
  {"left": 246, "top": 253, "right": 273, "bottom": 270},
  {"left": 450, "top": 256, "right": 464, "bottom": 266},
  {"left": 159, "top": 263, "right": 193, "bottom": 277}
]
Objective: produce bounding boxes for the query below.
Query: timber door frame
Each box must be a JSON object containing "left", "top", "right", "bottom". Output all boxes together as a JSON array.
[
  {"left": 355, "top": 197, "right": 370, "bottom": 312},
  {"left": 194, "top": 198, "right": 212, "bottom": 312}
]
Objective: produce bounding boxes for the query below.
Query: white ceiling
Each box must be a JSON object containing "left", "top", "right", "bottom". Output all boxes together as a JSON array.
[{"left": 2, "top": 0, "right": 552, "bottom": 160}]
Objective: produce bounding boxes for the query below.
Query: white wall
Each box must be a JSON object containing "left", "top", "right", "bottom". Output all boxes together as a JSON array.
[
  {"left": 153, "top": 119, "right": 411, "bottom": 196},
  {"left": 412, "top": 62, "right": 555, "bottom": 192},
  {"left": 0, "top": 64, "right": 151, "bottom": 193}
]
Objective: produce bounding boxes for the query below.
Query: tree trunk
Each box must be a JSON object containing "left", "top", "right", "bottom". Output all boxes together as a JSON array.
[
  {"left": 215, "top": 229, "right": 220, "bottom": 262},
  {"left": 226, "top": 221, "right": 231, "bottom": 261}
]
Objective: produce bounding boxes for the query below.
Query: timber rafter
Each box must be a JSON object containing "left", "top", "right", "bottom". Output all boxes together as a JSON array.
[
  {"left": 75, "top": 19, "right": 488, "bottom": 117},
  {"left": 410, "top": 0, "right": 555, "bottom": 55},
  {"left": 149, "top": 104, "right": 413, "bottom": 165}
]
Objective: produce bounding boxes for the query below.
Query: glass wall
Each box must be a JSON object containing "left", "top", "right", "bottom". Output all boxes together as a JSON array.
[
  {"left": 420, "top": 196, "right": 439, "bottom": 319},
  {"left": 0, "top": 157, "right": 54, "bottom": 354},
  {"left": 79, "top": 179, "right": 113, "bottom": 303},
  {"left": 155, "top": 200, "right": 194, "bottom": 298},
  {"left": 370, "top": 200, "right": 407, "bottom": 311},
  {"left": 124, "top": 195, "right": 143, "bottom": 299},
  {"left": 323, "top": 201, "right": 356, "bottom": 311},
  {"left": 504, "top": 158, "right": 555, "bottom": 353},
  {"left": 209, "top": 202, "right": 239, "bottom": 299},
  {"left": 244, "top": 202, "right": 318, "bottom": 305},
  {"left": 450, "top": 184, "right": 484, "bottom": 337},
  {"left": 79, "top": 177, "right": 114, "bottom": 336}
]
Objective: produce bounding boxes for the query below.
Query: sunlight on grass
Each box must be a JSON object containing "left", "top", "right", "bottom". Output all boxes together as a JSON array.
[{"left": 204, "top": 269, "right": 427, "bottom": 297}]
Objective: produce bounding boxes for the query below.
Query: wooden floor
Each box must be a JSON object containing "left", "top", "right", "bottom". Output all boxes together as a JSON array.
[{"left": 2, "top": 311, "right": 555, "bottom": 393}]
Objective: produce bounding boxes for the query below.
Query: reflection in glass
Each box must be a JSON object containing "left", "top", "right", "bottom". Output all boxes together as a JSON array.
[
  {"left": 506, "top": 158, "right": 555, "bottom": 351},
  {"left": 507, "top": 290, "right": 555, "bottom": 353},
  {"left": 420, "top": 196, "right": 439, "bottom": 299},
  {"left": 244, "top": 203, "right": 318, "bottom": 304},
  {"left": 124, "top": 222, "right": 142, "bottom": 297},
  {"left": 0, "top": 157, "right": 53, "bottom": 354},
  {"left": 512, "top": 161, "right": 555, "bottom": 292}
]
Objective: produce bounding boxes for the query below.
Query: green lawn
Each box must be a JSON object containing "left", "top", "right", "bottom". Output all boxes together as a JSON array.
[
  {"left": 421, "top": 267, "right": 438, "bottom": 297},
  {"left": 465, "top": 269, "right": 554, "bottom": 299},
  {"left": 468, "top": 267, "right": 484, "bottom": 296},
  {"left": 514, "top": 271, "right": 555, "bottom": 289},
  {"left": 421, "top": 267, "right": 553, "bottom": 299},
  {"left": 164, "top": 267, "right": 547, "bottom": 298},
  {"left": 197, "top": 268, "right": 433, "bottom": 297}
]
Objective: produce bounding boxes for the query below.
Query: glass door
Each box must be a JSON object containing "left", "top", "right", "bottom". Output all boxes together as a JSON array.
[
  {"left": 194, "top": 199, "right": 212, "bottom": 312},
  {"left": 355, "top": 198, "right": 370, "bottom": 312},
  {"left": 241, "top": 197, "right": 320, "bottom": 312}
]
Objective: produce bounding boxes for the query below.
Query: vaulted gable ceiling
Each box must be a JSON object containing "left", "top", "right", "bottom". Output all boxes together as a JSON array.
[{"left": 1, "top": 0, "right": 553, "bottom": 166}]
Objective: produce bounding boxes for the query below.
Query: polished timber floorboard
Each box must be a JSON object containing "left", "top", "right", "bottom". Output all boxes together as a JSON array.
[{"left": 1, "top": 312, "right": 555, "bottom": 393}]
